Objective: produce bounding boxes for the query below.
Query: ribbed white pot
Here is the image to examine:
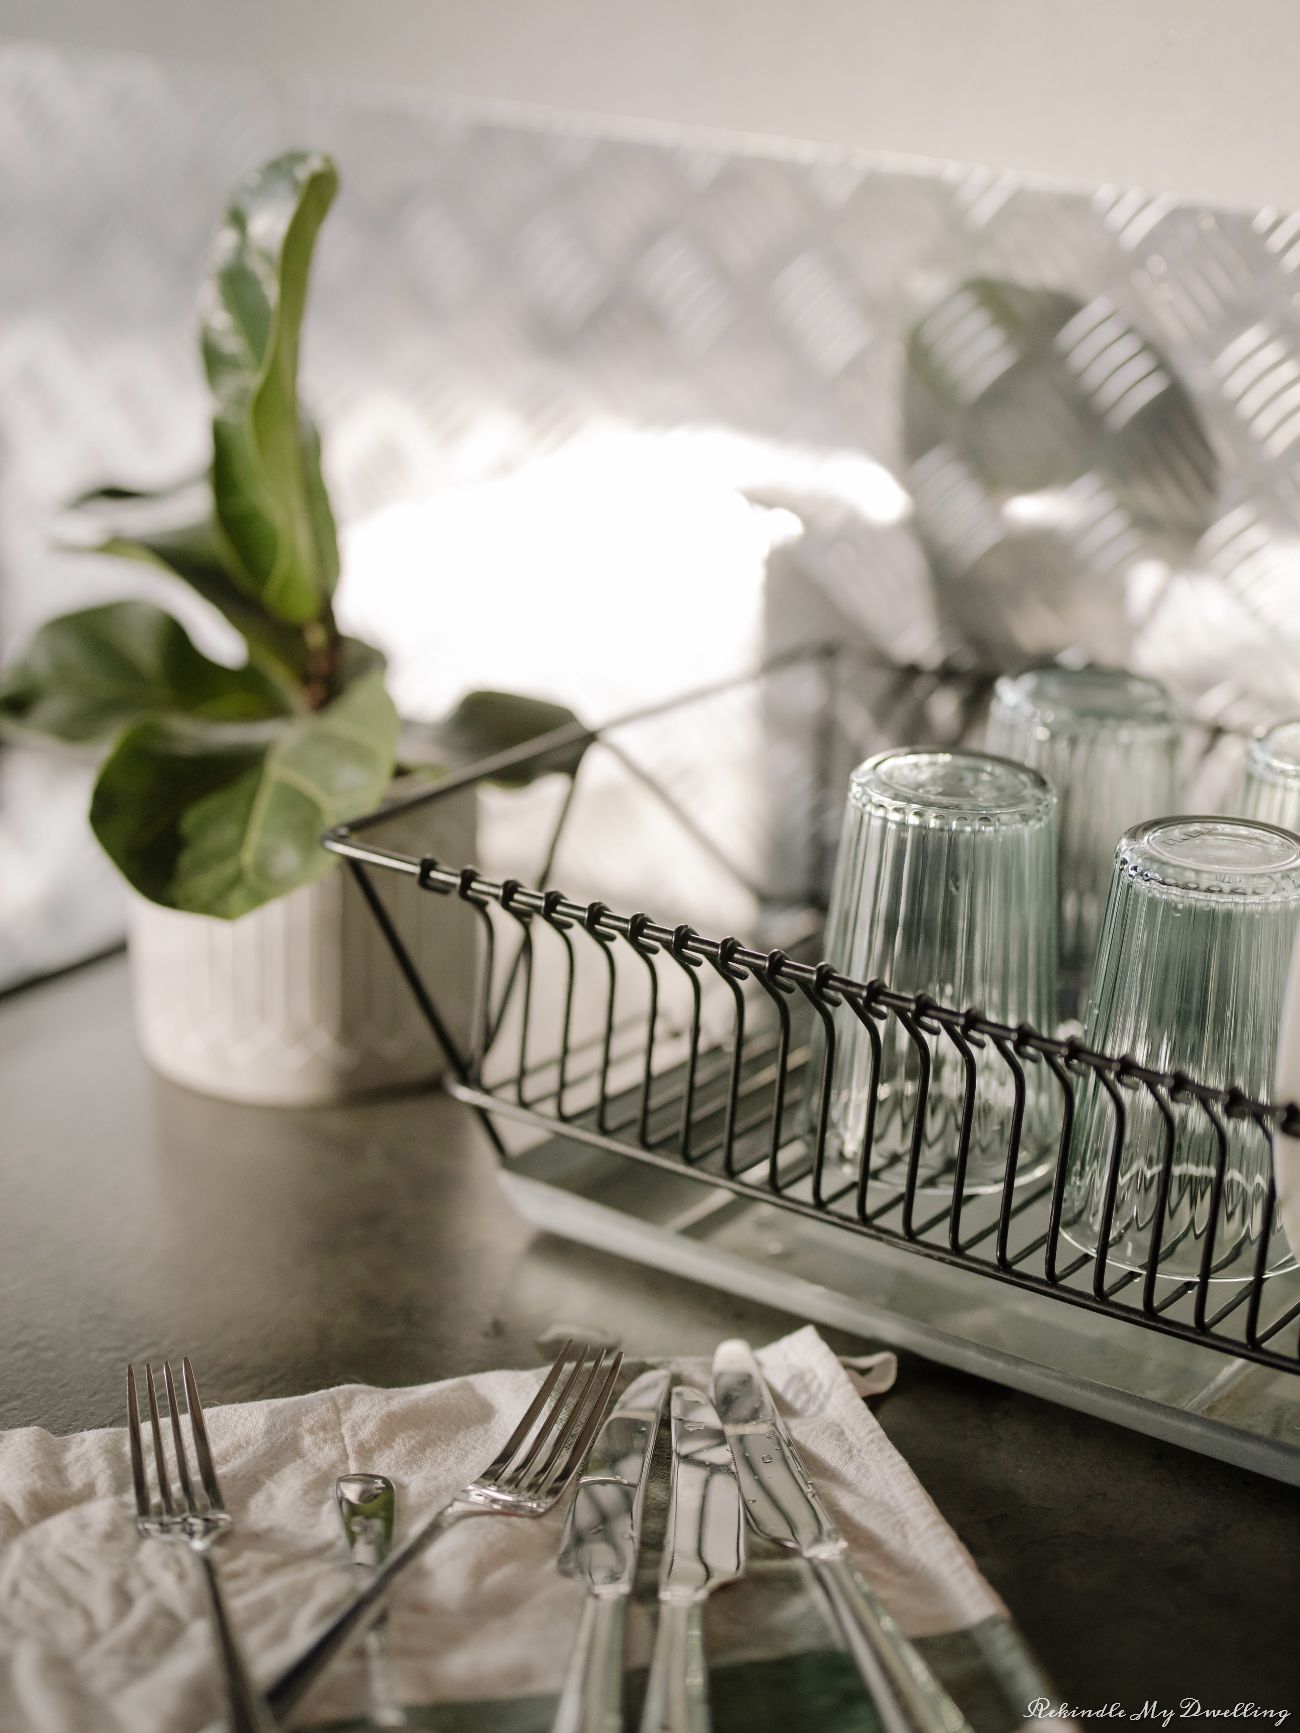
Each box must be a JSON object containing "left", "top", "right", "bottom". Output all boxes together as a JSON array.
[{"left": 129, "top": 786, "right": 477, "bottom": 1106}]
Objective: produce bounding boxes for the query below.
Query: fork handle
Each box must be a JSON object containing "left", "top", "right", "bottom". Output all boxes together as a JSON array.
[
  {"left": 267, "top": 1501, "right": 469, "bottom": 1720},
  {"left": 193, "top": 1550, "right": 279, "bottom": 1733}
]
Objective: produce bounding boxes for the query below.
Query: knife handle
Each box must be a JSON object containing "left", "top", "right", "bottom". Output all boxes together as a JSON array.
[
  {"left": 810, "top": 1554, "right": 972, "bottom": 1733},
  {"left": 639, "top": 1600, "right": 709, "bottom": 1733},
  {"left": 552, "top": 1592, "right": 627, "bottom": 1733}
]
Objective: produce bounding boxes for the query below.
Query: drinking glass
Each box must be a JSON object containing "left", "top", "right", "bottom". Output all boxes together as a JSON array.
[
  {"left": 1241, "top": 721, "right": 1300, "bottom": 834},
  {"left": 811, "top": 748, "right": 1058, "bottom": 1193},
  {"left": 1064, "top": 816, "right": 1300, "bottom": 1282},
  {"left": 986, "top": 664, "right": 1181, "bottom": 1025}
]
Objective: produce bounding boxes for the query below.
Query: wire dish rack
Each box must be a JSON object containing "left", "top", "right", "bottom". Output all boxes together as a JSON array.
[{"left": 326, "top": 649, "right": 1300, "bottom": 1483}]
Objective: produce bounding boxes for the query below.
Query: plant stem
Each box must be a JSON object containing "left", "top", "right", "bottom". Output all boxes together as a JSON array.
[{"left": 302, "top": 610, "right": 340, "bottom": 710}]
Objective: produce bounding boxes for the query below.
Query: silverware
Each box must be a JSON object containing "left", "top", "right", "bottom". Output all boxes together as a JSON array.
[
  {"left": 639, "top": 1387, "right": 744, "bottom": 1733},
  {"left": 552, "top": 1367, "right": 670, "bottom": 1733},
  {"left": 269, "top": 1339, "right": 623, "bottom": 1720},
  {"left": 710, "top": 1340, "right": 973, "bottom": 1733},
  {"left": 126, "top": 1358, "right": 277, "bottom": 1733},
  {"left": 336, "top": 1473, "right": 406, "bottom": 1728}
]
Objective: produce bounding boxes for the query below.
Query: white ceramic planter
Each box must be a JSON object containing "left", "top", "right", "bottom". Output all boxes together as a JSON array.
[{"left": 129, "top": 786, "right": 477, "bottom": 1105}]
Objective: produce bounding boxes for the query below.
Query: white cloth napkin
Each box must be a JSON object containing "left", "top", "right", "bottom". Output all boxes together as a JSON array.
[{"left": 0, "top": 1326, "right": 1008, "bottom": 1731}]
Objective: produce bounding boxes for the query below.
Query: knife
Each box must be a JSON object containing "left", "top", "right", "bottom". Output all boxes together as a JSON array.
[
  {"left": 710, "top": 1340, "right": 973, "bottom": 1733},
  {"left": 552, "top": 1367, "right": 671, "bottom": 1733},
  {"left": 639, "top": 1386, "right": 745, "bottom": 1733}
]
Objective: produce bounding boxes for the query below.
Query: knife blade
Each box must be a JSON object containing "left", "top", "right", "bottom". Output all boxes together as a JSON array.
[
  {"left": 710, "top": 1340, "right": 973, "bottom": 1733},
  {"left": 552, "top": 1366, "right": 670, "bottom": 1733},
  {"left": 639, "top": 1386, "right": 745, "bottom": 1733}
]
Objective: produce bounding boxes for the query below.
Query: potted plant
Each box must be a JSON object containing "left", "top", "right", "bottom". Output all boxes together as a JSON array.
[{"left": 0, "top": 150, "right": 580, "bottom": 1105}]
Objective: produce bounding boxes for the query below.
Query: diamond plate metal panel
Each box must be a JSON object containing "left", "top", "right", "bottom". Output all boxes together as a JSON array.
[{"left": 3, "top": 42, "right": 1300, "bottom": 984}]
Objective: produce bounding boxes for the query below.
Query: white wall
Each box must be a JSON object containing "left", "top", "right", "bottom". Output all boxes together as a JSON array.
[{"left": 3, "top": 0, "right": 1300, "bottom": 212}]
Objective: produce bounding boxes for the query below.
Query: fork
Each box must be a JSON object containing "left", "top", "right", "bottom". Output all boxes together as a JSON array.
[
  {"left": 126, "top": 1357, "right": 277, "bottom": 1733},
  {"left": 268, "top": 1339, "right": 623, "bottom": 1722}
]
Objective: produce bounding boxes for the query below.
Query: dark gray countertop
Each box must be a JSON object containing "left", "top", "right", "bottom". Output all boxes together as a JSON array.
[{"left": 1, "top": 956, "right": 1296, "bottom": 1720}]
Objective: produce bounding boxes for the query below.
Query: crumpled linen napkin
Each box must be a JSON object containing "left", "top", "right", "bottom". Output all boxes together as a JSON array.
[{"left": 0, "top": 1326, "right": 1024, "bottom": 1732}]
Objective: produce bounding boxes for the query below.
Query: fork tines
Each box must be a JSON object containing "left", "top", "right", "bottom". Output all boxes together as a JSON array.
[
  {"left": 126, "top": 1355, "right": 225, "bottom": 1525},
  {"left": 484, "top": 1340, "right": 623, "bottom": 1502}
]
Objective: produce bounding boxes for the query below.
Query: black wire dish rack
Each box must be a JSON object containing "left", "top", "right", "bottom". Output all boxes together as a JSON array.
[{"left": 326, "top": 648, "right": 1300, "bottom": 1483}]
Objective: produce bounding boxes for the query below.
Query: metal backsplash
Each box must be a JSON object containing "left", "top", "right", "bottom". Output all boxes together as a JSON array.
[{"left": 3, "top": 41, "right": 1300, "bottom": 987}]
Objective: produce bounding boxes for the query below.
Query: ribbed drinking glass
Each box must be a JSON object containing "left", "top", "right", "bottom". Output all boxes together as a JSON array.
[
  {"left": 986, "top": 665, "right": 1181, "bottom": 1025},
  {"left": 1241, "top": 721, "right": 1300, "bottom": 835},
  {"left": 1064, "top": 816, "right": 1300, "bottom": 1282},
  {"left": 811, "top": 748, "right": 1058, "bottom": 1193}
]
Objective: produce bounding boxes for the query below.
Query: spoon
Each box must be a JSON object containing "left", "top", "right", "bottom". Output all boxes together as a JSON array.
[{"left": 336, "top": 1473, "right": 406, "bottom": 1727}]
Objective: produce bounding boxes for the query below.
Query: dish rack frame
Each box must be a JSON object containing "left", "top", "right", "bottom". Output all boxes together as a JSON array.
[{"left": 325, "top": 648, "right": 1300, "bottom": 1420}]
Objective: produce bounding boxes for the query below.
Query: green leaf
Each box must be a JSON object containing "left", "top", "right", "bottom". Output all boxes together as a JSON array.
[
  {"left": 298, "top": 413, "right": 340, "bottom": 594},
  {"left": 90, "top": 660, "right": 398, "bottom": 918},
  {"left": 202, "top": 150, "right": 340, "bottom": 626},
  {"left": 403, "top": 690, "right": 591, "bottom": 787},
  {"left": 60, "top": 481, "right": 313, "bottom": 688},
  {"left": 0, "top": 601, "right": 288, "bottom": 747},
  {"left": 68, "top": 480, "right": 204, "bottom": 507}
]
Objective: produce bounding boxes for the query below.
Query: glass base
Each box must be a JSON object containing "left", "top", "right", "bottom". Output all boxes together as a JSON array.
[{"left": 1059, "top": 1219, "right": 1298, "bottom": 1285}]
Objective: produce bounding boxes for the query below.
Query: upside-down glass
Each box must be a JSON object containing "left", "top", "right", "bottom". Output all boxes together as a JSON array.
[
  {"left": 1064, "top": 816, "right": 1300, "bottom": 1282},
  {"left": 810, "top": 748, "right": 1058, "bottom": 1192},
  {"left": 986, "top": 664, "right": 1181, "bottom": 1026},
  {"left": 1241, "top": 720, "right": 1300, "bottom": 834}
]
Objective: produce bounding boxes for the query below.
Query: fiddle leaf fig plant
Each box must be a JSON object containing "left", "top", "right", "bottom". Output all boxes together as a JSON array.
[{"left": 0, "top": 150, "right": 584, "bottom": 920}]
